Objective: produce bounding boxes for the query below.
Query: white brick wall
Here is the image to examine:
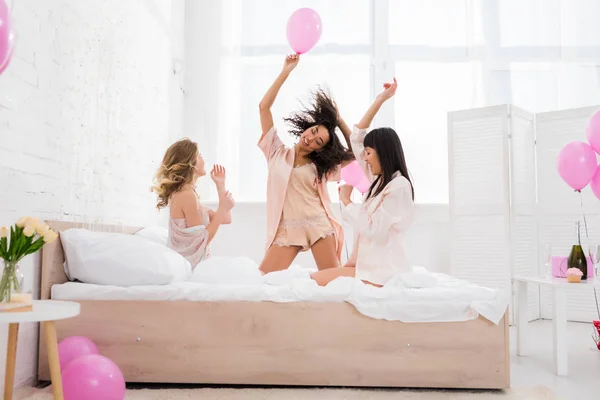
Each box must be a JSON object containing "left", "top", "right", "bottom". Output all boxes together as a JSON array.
[{"left": 0, "top": 0, "right": 183, "bottom": 390}]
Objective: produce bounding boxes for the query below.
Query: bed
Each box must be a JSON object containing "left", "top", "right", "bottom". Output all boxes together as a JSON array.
[{"left": 37, "top": 220, "right": 510, "bottom": 389}]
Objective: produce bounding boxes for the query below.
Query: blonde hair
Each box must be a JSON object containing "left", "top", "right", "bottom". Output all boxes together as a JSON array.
[{"left": 152, "top": 138, "right": 199, "bottom": 209}]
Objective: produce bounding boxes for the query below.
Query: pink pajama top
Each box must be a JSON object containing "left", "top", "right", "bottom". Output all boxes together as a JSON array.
[
  {"left": 258, "top": 126, "right": 344, "bottom": 261},
  {"left": 343, "top": 126, "right": 415, "bottom": 285},
  {"left": 168, "top": 207, "right": 211, "bottom": 268}
]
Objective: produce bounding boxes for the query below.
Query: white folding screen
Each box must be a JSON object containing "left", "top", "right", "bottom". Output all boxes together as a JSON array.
[
  {"left": 450, "top": 104, "right": 600, "bottom": 324},
  {"left": 536, "top": 106, "right": 600, "bottom": 322},
  {"left": 509, "top": 107, "right": 539, "bottom": 322},
  {"left": 448, "top": 105, "right": 537, "bottom": 324}
]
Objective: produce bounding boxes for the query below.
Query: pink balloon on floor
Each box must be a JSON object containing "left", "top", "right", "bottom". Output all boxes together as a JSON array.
[
  {"left": 0, "top": 0, "right": 13, "bottom": 75},
  {"left": 556, "top": 141, "right": 597, "bottom": 191},
  {"left": 63, "top": 354, "right": 125, "bottom": 400},
  {"left": 341, "top": 160, "right": 365, "bottom": 187},
  {"left": 58, "top": 336, "right": 99, "bottom": 372},
  {"left": 587, "top": 109, "right": 600, "bottom": 155},
  {"left": 286, "top": 8, "right": 322, "bottom": 54}
]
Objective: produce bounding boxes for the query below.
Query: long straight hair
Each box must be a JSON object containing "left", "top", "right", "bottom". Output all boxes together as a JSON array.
[{"left": 364, "top": 127, "right": 414, "bottom": 200}]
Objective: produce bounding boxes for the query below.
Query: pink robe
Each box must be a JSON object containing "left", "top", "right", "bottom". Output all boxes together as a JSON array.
[{"left": 258, "top": 126, "right": 344, "bottom": 261}]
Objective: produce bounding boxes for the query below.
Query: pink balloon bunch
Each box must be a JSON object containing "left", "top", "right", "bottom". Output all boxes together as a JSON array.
[
  {"left": 286, "top": 8, "right": 322, "bottom": 54},
  {"left": 557, "top": 109, "right": 600, "bottom": 199},
  {"left": 341, "top": 160, "right": 370, "bottom": 194},
  {"left": 58, "top": 336, "right": 125, "bottom": 400},
  {"left": 0, "top": 0, "right": 14, "bottom": 75}
]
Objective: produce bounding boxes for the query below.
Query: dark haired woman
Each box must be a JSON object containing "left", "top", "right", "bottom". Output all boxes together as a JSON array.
[
  {"left": 258, "top": 54, "right": 354, "bottom": 274},
  {"left": 311, "top": 78, "right": 416, "bottom": 287}
]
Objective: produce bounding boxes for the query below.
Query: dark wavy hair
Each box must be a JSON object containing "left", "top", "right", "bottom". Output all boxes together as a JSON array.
[
  {"left": 364, "top": 127, "right": 414, "bottom": 201},
  {"left": 284, "top": 88, "right": 354, "bottom": 182}
]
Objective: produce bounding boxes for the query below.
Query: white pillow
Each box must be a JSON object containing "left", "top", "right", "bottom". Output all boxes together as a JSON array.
[
  {"left": 134, "top": 226, "right": 168, "bottom": 246},
  {"left": 61, "top": 228, "right": 191, "bottom": 287}
]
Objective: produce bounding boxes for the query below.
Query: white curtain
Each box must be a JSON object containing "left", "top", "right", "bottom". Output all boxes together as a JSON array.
[{"left": 184, "top": 0, "right": 600, "bottom": 204}]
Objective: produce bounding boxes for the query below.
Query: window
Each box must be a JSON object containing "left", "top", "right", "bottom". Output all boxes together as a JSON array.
[{"left": 191, "top": 0, "right": 600, "bottom": 203}]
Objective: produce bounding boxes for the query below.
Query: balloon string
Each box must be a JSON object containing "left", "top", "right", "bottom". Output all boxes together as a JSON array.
[{"left": 578, "top": 190, "right": 600, "bottom": 320}]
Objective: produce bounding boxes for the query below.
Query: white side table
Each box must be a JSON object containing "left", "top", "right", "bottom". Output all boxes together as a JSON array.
[
  {"left": 513, "top": 275, "right": 600, "bottom": 376},
  {"left": 0, "top": 300, "right": 80, "bottom": 400}
]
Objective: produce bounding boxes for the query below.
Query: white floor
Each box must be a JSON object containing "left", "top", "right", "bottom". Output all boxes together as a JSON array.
[{"left": 510, "top": 320, "right": 600, "bottom": 399}]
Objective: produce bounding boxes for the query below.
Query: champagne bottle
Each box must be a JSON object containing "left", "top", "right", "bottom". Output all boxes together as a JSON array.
[{"left": 567, "top": 221, "right": 587, "bottom": 280}]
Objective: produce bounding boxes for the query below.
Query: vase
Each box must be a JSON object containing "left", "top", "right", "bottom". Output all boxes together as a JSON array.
[{"left": 0, "top": 260, "right": 24, "bottom": 303}]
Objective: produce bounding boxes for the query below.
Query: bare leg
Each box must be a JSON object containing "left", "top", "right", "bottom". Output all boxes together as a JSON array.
[
  {"left": 311, "top": 235, "right": 340, "bottom": 270},
  {"left": 311, "top": 267, "right": 356, "bottom": 286},
  {"left": 259, "top": 245, "right": 301, "bottom": 274},
  {"left": 344, "top": 234, "right": 359, "bottom": 268}
]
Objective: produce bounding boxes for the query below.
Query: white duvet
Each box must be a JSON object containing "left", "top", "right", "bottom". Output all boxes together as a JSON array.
[{"left": 52, "top": 257, "right": 509, "bottom": 325}]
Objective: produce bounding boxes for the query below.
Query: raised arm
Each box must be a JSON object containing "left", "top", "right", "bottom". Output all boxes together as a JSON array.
[
  {"left": 356, "top": 77, "right": 397, "bottom": 129},
  {"left": 179, "top": 190, "right": 234, "bottom": 244},
  {"left": 209, "top": 165, "right": 232, "bottom": 224},
  {"left": 334, "top": 101, "right": 356, "bottom": 168},
  {"left": 258, "top": 54, "right": 299, "bottom": 137},
  {"left": 205, "top": 192, "right": 234, "bottom": 243},
  {"left": 350, "top": 78, "right": 398, "bottom": 178}
]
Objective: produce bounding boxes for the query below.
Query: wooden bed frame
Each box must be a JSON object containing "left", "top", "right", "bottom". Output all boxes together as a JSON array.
[{"left": 37, "top": 221, "right": 510, "bottom": 389}]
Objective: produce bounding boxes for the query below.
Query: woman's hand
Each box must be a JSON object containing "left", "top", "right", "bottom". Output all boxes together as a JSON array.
[
  {"left": 375, "top": 77, "right": 397, "bottom": 103},
  {"left": 282, "top": 54, "right": 299, "bottom": 74},
  {"left": 218, "top": 191, "right": 235, "bottom": 212},
  {"left": 210, "top": 165, "right": 226, "bottom": 187},
  {"left": 339, "top": 184, "right": 354, "bottom": 206}
]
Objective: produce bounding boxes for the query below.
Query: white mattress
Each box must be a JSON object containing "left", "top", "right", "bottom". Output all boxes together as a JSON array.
[{"left": 51, "top": 260, "right": 509, "bottom": 325}]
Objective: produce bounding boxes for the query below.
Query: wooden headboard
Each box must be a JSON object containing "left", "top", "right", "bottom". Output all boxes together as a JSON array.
[{"left": 40, "top": 221, "right": 142, "bottom": 300}]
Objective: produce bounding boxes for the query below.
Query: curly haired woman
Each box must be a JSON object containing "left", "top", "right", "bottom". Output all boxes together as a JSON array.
[
  {"left": 152, "top": 139, "right": 235, "bottom": 267},
  {"left": 258, "top": 54, "right": 355, "bottom": 274}
]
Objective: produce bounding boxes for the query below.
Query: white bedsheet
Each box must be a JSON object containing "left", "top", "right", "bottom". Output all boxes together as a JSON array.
[{"left": 51, "top": 258, "right": 509, "bottom": 325}]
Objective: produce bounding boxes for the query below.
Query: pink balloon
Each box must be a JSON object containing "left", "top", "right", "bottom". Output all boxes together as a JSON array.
[
  {"left": 0, "top": 39, "right": 13, "bottom": 75},
  {"left": 557, "top": 141, "right": 598, "bottom": 191},
  {"left": 0, "top": 0, "right": 13, "bottom": 75},
  {"left": 58, "top": 336, "right": 99, "bottom": 372},
  {"left": 355, "top": 176, "right": 371, "bottom": 194},
  {"left": 286, "top": 8, "right": 322, "bottom": 54},
  {"left": 341, "top": 160, "right": 364, "bottom": 186},
  {"left": 590, "top": 165, "right": 600, "bottom": 201},
  {"left": 63, "top": 354, "right": 125, "bottom": 400},
  {"left": 587, "top": 109, "right": 600, "bottom": 155}
]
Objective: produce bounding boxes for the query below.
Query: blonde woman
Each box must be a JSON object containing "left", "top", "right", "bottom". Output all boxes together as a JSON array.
[{"left": 152, "top": 138, "right": 235, "bottom": 267}]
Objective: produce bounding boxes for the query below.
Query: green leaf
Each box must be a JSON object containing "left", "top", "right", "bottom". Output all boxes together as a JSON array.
[
  {"left": 17, "top": 234, "right": 34, "bottom": 260},
  {"left": 7, "top": 226, "right": 15, "bottom": 260},
  {"left": 0, "top": 237, "right": 6, "bottom": 257},
  {"left": 24, "top": 238, "right": 45, "bottom": 256},
  {"left": 11, "top": 226, "right": 26, "bottom": 261},
  {"left": 13, "top": 232, "right": 24, "bottom": 260}
]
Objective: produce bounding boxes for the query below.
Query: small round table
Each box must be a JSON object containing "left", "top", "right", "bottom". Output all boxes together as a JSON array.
[{"left": 0, "top": 300, "right": 80, "bottom": 400}]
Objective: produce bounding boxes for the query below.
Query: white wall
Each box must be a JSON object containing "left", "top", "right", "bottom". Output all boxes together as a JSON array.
[
  {"left": 209, "top": 203, "right": 450, "bottom": 273},
  {"left": 0, "top": 0, "right": 183, "bottom": 390}
]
